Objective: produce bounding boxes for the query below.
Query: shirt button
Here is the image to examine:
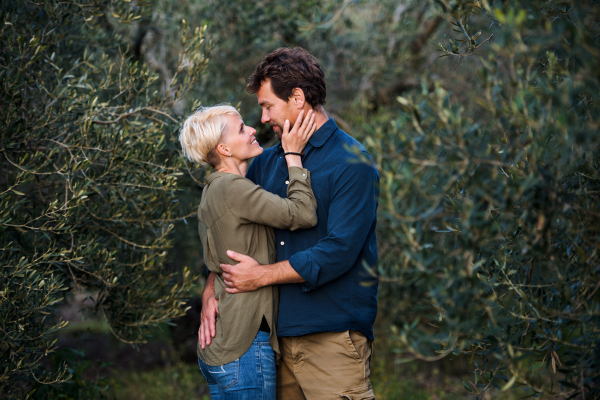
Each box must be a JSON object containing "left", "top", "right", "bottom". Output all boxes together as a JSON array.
[
  {"left": 285, "top": 180, "right": 289, "bottom": 185},
  {"left": 280, "top": 241, "right": 284, "bottom": 245}
]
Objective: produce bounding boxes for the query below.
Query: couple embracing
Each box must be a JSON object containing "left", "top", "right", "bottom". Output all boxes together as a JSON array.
[{"left": 179, "top": 47, "right": 379, "bottom": 400}]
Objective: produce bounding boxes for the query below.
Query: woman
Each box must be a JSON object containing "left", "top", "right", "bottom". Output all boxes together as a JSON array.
[{"left": 178, "top": 104, "right": 318, "bottom": 399}]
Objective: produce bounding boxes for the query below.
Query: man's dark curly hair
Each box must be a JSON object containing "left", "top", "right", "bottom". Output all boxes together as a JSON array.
[{"left": 246, "top": 47, "right": 326, "bottom": 108}]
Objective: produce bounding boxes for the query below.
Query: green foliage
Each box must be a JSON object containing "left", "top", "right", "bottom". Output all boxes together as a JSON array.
[
  {"left": 140, "top": 0, "right": 428, "bottom": 137},
  {"left": 2, "top": 0, "right": 598, "bottom": 398},
  {"left": 111, "top": 360, "right": 207, "bottom": 400},
  {"left": 364, "top": 0, "right": 600, "bottom": 397},
  {"left": 77, "top": 0, "right": 597, "bottom": 397},
  {"left": 29, "top": 348, "right": 115, "bottom": 400},
  {"left": 0, "top": 0, "right": 209, "bottom": 396}
]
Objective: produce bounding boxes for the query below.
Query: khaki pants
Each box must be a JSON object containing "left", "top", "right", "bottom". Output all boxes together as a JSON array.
[{"left": 276, "top": 331, "right": 375, "bottom": 400}]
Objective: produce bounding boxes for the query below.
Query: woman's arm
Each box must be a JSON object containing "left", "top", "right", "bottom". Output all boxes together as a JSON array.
[
  {"left": 227, "top": 110, "right": 319, "bottom": 229},
  {"left": 227, "top": 167, "right": 317, "bottom": 230}
]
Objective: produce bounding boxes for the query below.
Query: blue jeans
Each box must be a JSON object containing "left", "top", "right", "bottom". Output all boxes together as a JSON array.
[{"left": 198, "top": 330, "right": 276, "bottom": 400}]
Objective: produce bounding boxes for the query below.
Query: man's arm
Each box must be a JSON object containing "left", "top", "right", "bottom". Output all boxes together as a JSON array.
[
  {"left": 198, "top": 272, "right": 219, "bottom": 349},
  {"left": 222, "top": 155, "right": 378, "bottom": 293},
  {"left": 221, "top": 251, "right": 304, "bottom": 294},
  {"left": 286, "top": 156, "right": 378, "bottom": 290}
]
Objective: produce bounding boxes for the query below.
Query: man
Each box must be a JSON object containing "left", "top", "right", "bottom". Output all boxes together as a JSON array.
[{"left": 199, "top": 47, "right": 379, "bottom": 399}]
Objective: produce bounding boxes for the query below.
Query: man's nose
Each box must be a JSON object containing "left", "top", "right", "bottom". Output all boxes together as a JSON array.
[{"left": 261, "top": 110, "right": 270, "bottom": 124}]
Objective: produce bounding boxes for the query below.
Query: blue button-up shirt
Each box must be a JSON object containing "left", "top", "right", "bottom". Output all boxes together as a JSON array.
[{"left": 247, "top": 118, "right": 379, "bottom": 340}]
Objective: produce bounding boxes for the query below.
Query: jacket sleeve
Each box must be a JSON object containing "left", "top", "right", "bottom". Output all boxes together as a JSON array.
[
  {"left": 288, "top": 155, "right": 379, "bottom": 290},
  {"left": 227, "top": 167, "right": 317, "bottom": 230}
]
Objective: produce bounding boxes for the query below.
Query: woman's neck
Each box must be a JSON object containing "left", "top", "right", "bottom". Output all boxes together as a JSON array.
[{"left": 215, "top": 159, "right": 248, "bottom": 177}]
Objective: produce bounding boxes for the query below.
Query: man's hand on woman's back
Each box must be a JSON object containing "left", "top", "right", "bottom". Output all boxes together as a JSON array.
[{"left": 221, "top": 250, "right": 305, "bottom": 293}]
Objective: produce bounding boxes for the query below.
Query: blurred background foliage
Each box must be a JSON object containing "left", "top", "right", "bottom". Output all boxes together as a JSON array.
[
  {"left": 0, "top": 0, "right": 206, "bottom": 397},
  {"left": 1, "top": 0, "right": 598, "bottom": 399}
]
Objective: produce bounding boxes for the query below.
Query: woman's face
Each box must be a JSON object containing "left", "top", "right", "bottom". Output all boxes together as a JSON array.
[{"left": 221, "top": 114, "right": 263, "bottom": 161}]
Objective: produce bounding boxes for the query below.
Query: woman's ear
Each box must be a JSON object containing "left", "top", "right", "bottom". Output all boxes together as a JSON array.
[
  {"left": 215, "top": 143, "right": 230, "bottom": 157},
  {"left": 291, "top": 88, "right": 306, "bottom": 110}
]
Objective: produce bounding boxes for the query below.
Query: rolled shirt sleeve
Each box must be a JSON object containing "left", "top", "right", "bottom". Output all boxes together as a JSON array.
[{"left": 288, "top": 155, "right": 379, "bottom": 291}]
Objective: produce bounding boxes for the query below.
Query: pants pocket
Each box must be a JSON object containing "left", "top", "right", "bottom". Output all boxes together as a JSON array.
[
  {"left": 340, "top": 385, "right": 376, "bottom": 399},
  {"left": 342, "top": 331, "right": 361, "bottom": 360},
  {"left": 205, "top": 359, "right": 239, "bottom": 390}
]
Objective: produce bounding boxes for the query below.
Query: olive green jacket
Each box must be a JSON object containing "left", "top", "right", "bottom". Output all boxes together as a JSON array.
[{"left": 196, "top": 166, "right": 317, "bottom": 366}]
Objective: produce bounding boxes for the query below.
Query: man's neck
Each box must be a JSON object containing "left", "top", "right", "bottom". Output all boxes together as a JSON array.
[{"left": 313, "top": 106, "right": 329, "bottom": 131}]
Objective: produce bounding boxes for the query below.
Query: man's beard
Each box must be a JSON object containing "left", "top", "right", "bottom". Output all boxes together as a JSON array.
[{"left": 271, "top": 122, "right": 285, "bottom": 140}]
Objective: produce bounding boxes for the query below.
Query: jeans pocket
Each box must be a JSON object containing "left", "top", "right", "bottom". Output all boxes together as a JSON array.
[{"left": 206, "top": 359, "right": 239, "bottom": 390}]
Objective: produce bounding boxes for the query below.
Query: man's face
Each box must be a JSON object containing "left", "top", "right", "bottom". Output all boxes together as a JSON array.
[{"left": 256, "top": 79, "right": 299, "bottom": 140}]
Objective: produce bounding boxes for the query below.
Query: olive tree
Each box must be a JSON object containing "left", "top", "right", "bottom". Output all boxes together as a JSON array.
[
  {"left": 362, "top": 0, "right": 599, "bottom": 397},
  {"left": 0, "top": 0, "right": 209, "bottom": 396}
]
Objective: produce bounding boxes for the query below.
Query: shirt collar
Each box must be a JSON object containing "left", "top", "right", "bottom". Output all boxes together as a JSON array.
[{"left": 308, "top": 118, "right": 338, "bottom": 148}]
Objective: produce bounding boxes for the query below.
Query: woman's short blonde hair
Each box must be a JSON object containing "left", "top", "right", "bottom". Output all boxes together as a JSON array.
[{"left": 179, "top": 105, "right": 241, "bottom": 166}]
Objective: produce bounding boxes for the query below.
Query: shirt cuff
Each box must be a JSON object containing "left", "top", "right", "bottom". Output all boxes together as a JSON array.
[
  {"left": 289, "top": 252, "right": 319, "bottom": 292},
  {"left": 287, "top": 166, "right": 310, "bottom": 183}
]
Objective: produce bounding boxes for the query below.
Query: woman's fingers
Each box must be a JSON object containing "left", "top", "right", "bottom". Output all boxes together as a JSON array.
[
  {"left": 209, "top": 311, "right": 216, "bottom": 338},
  {"left": 204, "top": 321, "right": 211, "bottom": 347},
  {"left": 298, "top": 112, "right": 314, "bottom": 142},
  {"left": 204, "top": 313, "right": 213, "bottom": 345},
  {"left": 199, "top": 324, "right": 206, "bottom": 349},
  {"left": 198, "top": 297, "right": 218, "bottom": 350},
  {"left": 282, "top": 119, "right": 290, "bottom": 136},
  {"left": 282, "top": 109, "right": 318, "bottom": 153},
  {"left": 304, "top": 112, "right": 316, "bottom": 139},
  {"left": 214, "top": 298, "right": 220, "bottom": 314},
  {"left": 299, "top": 110, "right": 311, "bottom": 133},
  {"left": 293, "top": 110, "right": 305, "bottom": 132}
]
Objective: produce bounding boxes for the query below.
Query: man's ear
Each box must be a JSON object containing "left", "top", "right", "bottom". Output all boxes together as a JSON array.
[{"left": 291, "top": 88, "right": 306, "bottom": 109}]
